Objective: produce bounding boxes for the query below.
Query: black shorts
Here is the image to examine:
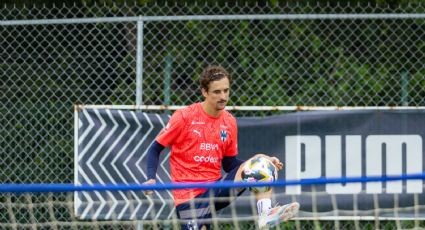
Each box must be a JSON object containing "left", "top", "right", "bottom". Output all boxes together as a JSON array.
[{"left": 175, "top": 167, "right": 246, "bottom": 230}]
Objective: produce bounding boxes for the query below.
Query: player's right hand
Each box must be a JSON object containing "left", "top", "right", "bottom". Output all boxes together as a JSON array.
[{"left": 143, "top": 179, "right": 156, "bottom": 196}]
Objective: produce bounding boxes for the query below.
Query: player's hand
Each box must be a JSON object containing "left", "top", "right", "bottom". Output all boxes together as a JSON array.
[
  {"left": 269, "top": 156, "right": 283, "bottom": 171},
  {"left": 143, "top": 179, "right": 156, "bottom": 196}
]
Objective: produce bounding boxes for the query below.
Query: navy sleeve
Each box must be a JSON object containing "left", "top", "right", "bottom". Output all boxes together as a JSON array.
[
  {"left": 146, "top": 141, "right": 165, "bottom": 180},
  {"left": 222, "top": 156, "right": 244, "bottom": 173}
]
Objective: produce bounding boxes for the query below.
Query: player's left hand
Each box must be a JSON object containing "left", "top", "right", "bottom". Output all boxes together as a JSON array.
[
  {"left": 269, "top": 156, "right": 283, "bottom": 171},
  {"left": 253, "top": 153, "right": 284, "bottom": 171},
  {"left": 143, "top": 179, "right": 156, "bottom": 196}
]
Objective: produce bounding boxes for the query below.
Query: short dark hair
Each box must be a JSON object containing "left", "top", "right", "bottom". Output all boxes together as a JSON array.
[{"left": 199, "top": 65, "right": 231, "bottom": 91}]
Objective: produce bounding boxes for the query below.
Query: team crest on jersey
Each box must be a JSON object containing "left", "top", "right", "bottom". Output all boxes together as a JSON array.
[{"left": 220, "top": 130, "right": 227, "bottom": 142}]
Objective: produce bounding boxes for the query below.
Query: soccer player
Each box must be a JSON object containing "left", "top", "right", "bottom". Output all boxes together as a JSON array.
[{"left": 144, "top": 65, "right": 299, "bottom": 229}]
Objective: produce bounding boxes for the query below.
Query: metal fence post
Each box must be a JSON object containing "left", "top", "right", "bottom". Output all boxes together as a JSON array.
[
  {"left": 136, "top": 16, "right": 145, "bottom": 230},
  {"left": 136, "top": 17, "right": 144, "bottom": 106}
]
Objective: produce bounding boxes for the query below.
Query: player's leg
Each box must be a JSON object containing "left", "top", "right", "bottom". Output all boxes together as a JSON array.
[
  {"left": 234, "top": 156, "right": 300, "bottom": 229},
  {"left": 175, "top": 166, "right": 247, "bottom": 230},
  {"left": 175, "top": 190, "right": 213, "bottom": 230},
  {"left": 212, "top": 165, "right": 247, "bottom": 211},
  {"left": 207, "top": 155, "right": 299, "bottom": 229}
]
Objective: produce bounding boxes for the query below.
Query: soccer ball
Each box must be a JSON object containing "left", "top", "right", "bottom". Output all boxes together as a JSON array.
[{"left": 241, "top": 156, "right": 277, "bottom": 193}]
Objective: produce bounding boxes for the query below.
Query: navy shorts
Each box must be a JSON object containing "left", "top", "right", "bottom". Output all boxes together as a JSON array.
[{"left": 175, "top": 167, "right": 246, "bottom": 230}]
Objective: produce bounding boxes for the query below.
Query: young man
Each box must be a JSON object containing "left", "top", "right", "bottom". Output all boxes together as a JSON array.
[{"left": 144, "top": 65, "right": 299, "bottom": 229}]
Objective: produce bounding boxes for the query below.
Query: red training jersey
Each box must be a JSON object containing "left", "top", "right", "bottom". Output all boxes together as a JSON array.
[{"left": 156, "top": 102, "right": 238, "bottom": 206}]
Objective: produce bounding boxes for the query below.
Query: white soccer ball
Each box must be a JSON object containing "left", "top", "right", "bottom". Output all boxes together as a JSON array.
[{"left": 241, "top": 156, "right": 277, "bottom": 193}]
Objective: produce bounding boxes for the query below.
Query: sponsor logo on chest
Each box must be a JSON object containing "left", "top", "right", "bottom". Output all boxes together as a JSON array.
[
  {"left": 193, "top": 155, "right": 219, "bottom": 163},
  {"left": 191, "top": 120, "right": 205, "bottom": 125},
  {"left": 200, "top": 143, "right": 219, "bottom": 151}
]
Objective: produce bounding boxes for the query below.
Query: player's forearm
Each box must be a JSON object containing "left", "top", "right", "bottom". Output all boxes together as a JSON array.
[{"left": 146, "top": 140, "right": 165, "bottom": 180}]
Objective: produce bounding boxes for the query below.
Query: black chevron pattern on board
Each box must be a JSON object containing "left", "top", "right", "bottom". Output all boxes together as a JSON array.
[{"left": 75, "top": 109, "right": 173, "bottom": 220}]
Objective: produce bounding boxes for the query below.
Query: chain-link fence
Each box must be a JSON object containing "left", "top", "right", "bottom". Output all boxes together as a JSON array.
[{"left": 1, "top": 1, "right": 425, "bottom": 229}]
